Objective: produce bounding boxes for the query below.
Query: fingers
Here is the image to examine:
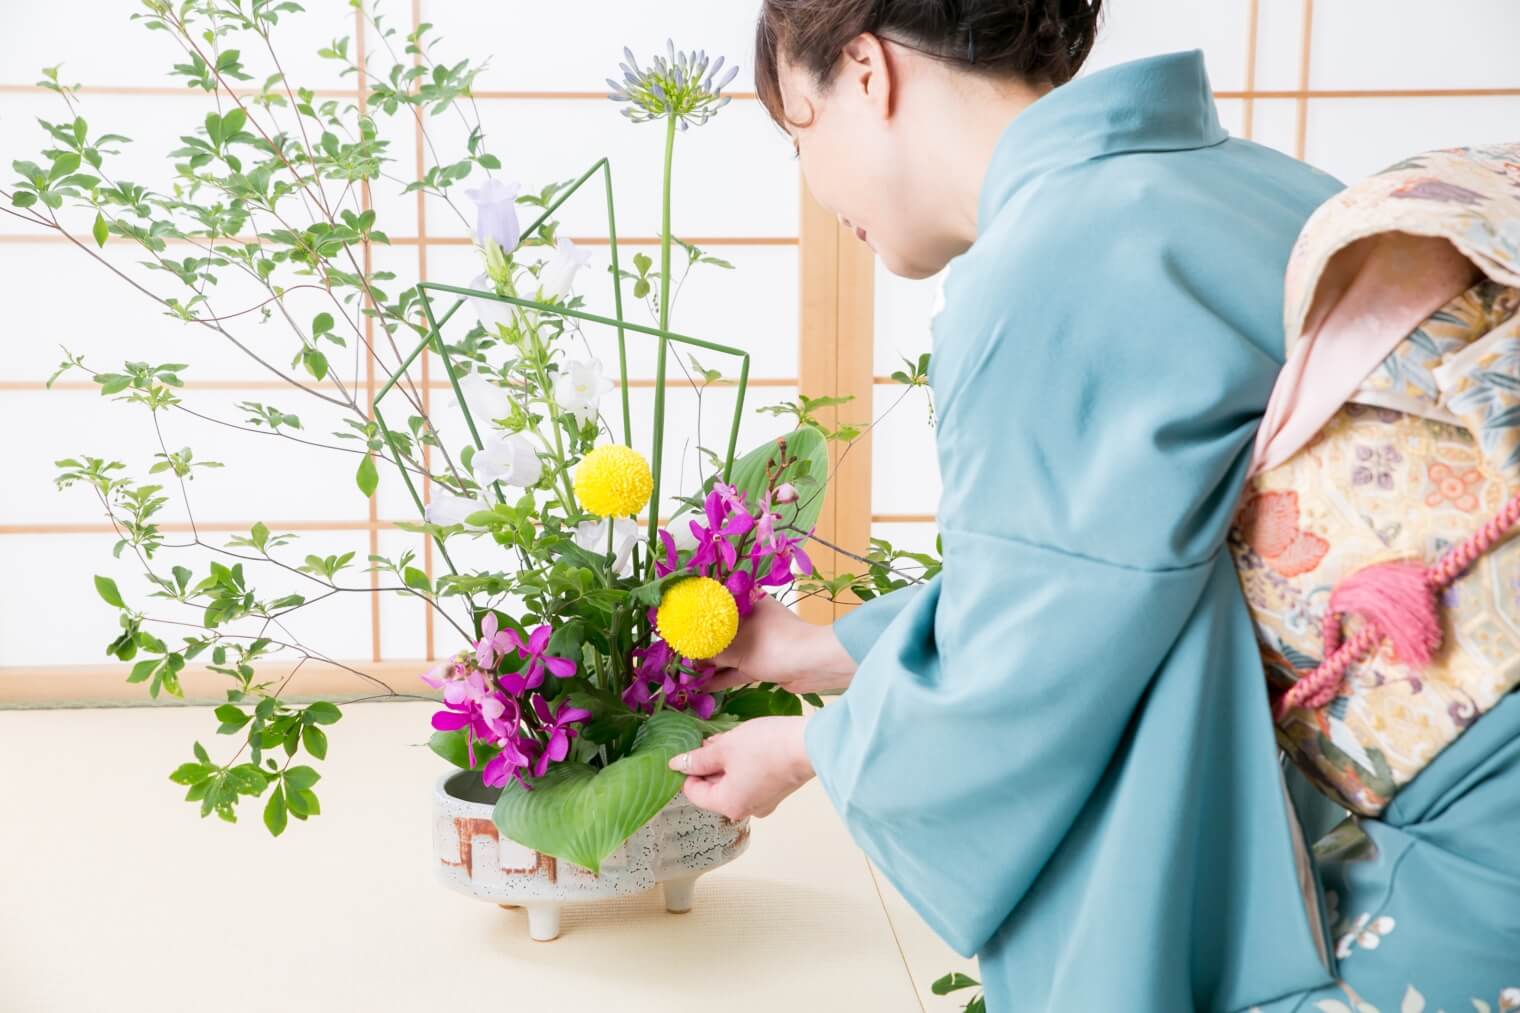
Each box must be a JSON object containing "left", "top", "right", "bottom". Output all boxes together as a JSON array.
[
  {"left": 680, "top": 775, "right": 747, "bottom": 822},
  {"left": 680, "top": 775, "right": 721, "bottom": 812},
  {"left": 669, "top": 738, "right": 725, "bottom": 777},
  {"left": 703, "top": 666, "right": 752, "bottom": 692}
]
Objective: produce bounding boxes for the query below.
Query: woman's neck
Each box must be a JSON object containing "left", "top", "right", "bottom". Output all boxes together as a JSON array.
[{"left": 911, "top": 72, "right": 1051, "bottom": 249}]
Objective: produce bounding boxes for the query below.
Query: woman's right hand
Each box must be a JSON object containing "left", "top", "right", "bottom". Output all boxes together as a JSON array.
[{"left": 707, "top": 595, "right": 857, "bottom": 695}]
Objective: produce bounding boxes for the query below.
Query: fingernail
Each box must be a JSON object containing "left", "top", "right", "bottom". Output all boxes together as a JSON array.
[{"left": 668, "top": 754, "right": 685, "bottom": 771}]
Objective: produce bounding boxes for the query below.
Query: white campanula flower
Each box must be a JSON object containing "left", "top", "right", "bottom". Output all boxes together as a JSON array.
[
  {"left": 451, "top": 369, "right": 512, "bottom": 425},
  {"left": 473, "top": 432, "right": 542, "bottom": 489},
  {"left": 467, "top": 273, "right": 515, "bottom": 337},
  {"left": 554, "top": 358, "right": 613, "bottom": 426},
  {"left": 540, "top": 237, "right": 593, "bottom": 300},
  {"left": 574, "top": 517, "right": 641, "bottom": 576},
  {"left": 466, "top": 178, "right": 521, "bottom": 254},
  {"left": 424, "top": 491, "right": 483, "bottom": 528}
]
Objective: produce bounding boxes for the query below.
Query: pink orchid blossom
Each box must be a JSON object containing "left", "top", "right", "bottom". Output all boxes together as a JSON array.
[
  {"left": 655, "top": 528, "right": 680, "bottom": 577},
  {"left": 500, "top": 624, "right": 578, "bottom": 694},
  {"left": 481, "top": 734, "right": 535, "bottom": 790},
  {"left": 530, "top": 696, "right": 594, "bottom": 777},
  {"left": 688, "top": 488, "right": 754, "bottom": 573},
  {"left": 472, "top": 613, "right": 516, "bottom": 670},
  {"left": 667, "top": 663, "right": 717, "bottom": 719},
  {"left": 725, "top": 568, "right": 758, "bottom": 617},
  {"left": 429, "top": 671, "right": 505, "bottom": 768}
]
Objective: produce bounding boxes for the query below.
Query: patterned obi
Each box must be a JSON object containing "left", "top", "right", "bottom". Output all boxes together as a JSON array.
[{"left": 1231, "top": 279, "right": 1520, "bottom": 816}]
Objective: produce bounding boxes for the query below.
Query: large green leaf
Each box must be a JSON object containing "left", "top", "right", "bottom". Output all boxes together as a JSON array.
[
  {"left": 727, "top": 424, "right": 829, "bottom": 537},
  {"left": 491, "top": 709, "right": 707, "bottom": 874}
]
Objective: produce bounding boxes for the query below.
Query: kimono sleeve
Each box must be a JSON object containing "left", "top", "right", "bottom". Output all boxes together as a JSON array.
[
  {"left": 831, "top": 585, "right": 923, "bottom": 665},
  {"left": 805, "top": 536, "right": 1215, "bottom": 956}
]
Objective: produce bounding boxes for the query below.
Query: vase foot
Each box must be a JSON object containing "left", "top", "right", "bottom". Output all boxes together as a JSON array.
[
  {"left": 662, "top": 873, "right": 701, "bottom": 914},
  {"left": 526, "top": 903, "right": 561, "bottom": 941}
]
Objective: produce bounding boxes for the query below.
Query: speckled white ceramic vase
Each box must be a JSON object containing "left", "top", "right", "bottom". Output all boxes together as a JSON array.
[{"left": 432, "top": 770, "right": 751, "bottom": 941}]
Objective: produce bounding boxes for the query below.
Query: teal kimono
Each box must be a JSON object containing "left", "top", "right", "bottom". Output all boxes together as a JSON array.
[{"left": 804, "top": 51, "right": 1347, "bottom": 1009}]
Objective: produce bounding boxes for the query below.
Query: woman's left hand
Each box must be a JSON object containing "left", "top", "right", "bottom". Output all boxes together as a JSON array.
[{"left": 668, "top": 715, "right": 814, "bottom": 821}]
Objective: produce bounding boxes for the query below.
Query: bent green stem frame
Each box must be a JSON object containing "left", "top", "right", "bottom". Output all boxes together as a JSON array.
[{"left": 371, "top": 157, "right": 753, "bottom": 619}]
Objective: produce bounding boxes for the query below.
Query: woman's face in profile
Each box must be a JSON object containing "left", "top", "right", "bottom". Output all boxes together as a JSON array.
[{"left": 775, "top": 50, "right": 953, "bottom": 281}]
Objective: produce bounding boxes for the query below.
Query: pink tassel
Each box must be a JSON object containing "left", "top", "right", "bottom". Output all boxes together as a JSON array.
[{"left": 1327, "top": 561, "right": 1442, "bottom": 669}]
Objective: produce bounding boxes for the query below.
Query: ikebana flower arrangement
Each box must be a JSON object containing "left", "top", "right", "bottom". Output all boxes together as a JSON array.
[
  {"left": 6, "top": 4, "right": 940, "bottom": 929},
  {"left": 7, "top": 0, "right": 831, "bottom": 851}
]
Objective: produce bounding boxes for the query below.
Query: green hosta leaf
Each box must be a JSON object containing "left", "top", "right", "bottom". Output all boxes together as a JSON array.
[
  {"left": 727, "top": 424, "right": 829, "bottom": 536},
  {"left": 492, "top": 709, "right": 707, "bottom": 874}
]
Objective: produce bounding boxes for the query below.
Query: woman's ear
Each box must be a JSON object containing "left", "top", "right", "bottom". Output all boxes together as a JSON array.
[{"left": 839, "top": 32, "right": 895, "bottom": 119}]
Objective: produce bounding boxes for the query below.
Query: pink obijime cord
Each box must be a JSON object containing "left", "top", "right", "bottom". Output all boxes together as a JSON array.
[{"left": 1274, "top": 486, "right": 1520, "bottom": 721}]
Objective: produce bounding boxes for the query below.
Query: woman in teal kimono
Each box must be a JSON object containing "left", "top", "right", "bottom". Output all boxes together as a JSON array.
[{"left": 664, "top": 3, "right": 1518, "bottom": 1009}]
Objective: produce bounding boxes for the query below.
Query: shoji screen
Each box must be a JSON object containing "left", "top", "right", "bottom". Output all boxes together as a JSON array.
[
  {"left": 0, "top": 2, "right": 812, "bottom": 694},
  {"left": 870, "top": 0, "right": 1520, "bottom": 569},
  {"left": 7, "top": 1, "right": 1519, "bottom": 697}
]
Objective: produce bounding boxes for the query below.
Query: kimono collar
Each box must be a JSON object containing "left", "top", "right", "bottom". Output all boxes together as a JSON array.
[{"left": 977, "top": 49, "right": 1227, "bottom": 234}]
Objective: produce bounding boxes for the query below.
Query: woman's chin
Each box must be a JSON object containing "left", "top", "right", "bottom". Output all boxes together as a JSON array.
[{"left": 878, "top": 249, "right": 945, "bottom": 281}]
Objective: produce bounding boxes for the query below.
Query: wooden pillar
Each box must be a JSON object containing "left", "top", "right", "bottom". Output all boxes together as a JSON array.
[{"left": 798, "top": 185, "right": 875, "bottom": 621}]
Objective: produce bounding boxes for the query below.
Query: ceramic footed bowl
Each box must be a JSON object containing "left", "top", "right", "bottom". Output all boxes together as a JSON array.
[{"left": 432, "top": 770, "right": 751, "bottom": 941}]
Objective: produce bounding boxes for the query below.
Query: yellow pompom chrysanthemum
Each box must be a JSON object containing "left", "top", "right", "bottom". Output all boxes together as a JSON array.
[
  {"left": 573, "top": 444, "right": 653, "bottom": 518},
  {"left": 656, "top": 576, "right": 739, "bottom": 660}
]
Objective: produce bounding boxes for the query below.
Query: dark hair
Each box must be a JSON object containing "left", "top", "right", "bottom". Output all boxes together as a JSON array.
[{"left": 755, "top": 0, "right": 1104, "bottom": 125}]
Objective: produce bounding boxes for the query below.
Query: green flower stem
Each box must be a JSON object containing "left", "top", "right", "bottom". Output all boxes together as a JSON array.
[
  {"left": 600, "top": 162, "right": 633, "bottom": 448},
  {"left": 658, "top": 113, "right": 676, "bottom": 333},
  {"left": 647, "top": 112, "right": 678, "bottom": 561},
  {"left": 521, "top": 307, "right": 580, "bottom": 516}
]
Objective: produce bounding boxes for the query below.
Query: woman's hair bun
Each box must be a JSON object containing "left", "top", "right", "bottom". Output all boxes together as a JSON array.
[{"left": 756, "top": 0, "right": 1105, "bottom": 123}]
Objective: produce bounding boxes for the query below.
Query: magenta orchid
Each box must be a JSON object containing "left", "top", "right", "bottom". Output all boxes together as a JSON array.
[
  {"left": 754, "top": 529, "right": 814, "bottom": 587},
  {"left": 667, "top": 663, "right": 717, "bottom": 720},
  {"left": 500, "top": 624, "right": 578, "bottom": 694},
  {"left": 620, "top": 638, "right": 722, "bottom": 719},
  {"left": 655, "top": 528, "right": 679, "bottom": 577},
  {"left": 473, "top": 612, "right": 516, "bottom": 669},
  {"left": 530, "top": 696, "right": 594, "bottom": 777},
  {"left": 481, "top": 731, "right": 535, "bottom": 790},
  {"left": 749, "top": 493, "right": 813, "bottom": 586},
  {"left": 687, "top": 487, "right": 754, "bottom": 573},
  {"left": 725, "top": 568, "right": 758, "bottom": 617},
  {"left": 622, "top": 640, "right": 678, "bottom": 713},
  {"left": 428, "top": 670, "right": 506, "bottom": 768}
]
